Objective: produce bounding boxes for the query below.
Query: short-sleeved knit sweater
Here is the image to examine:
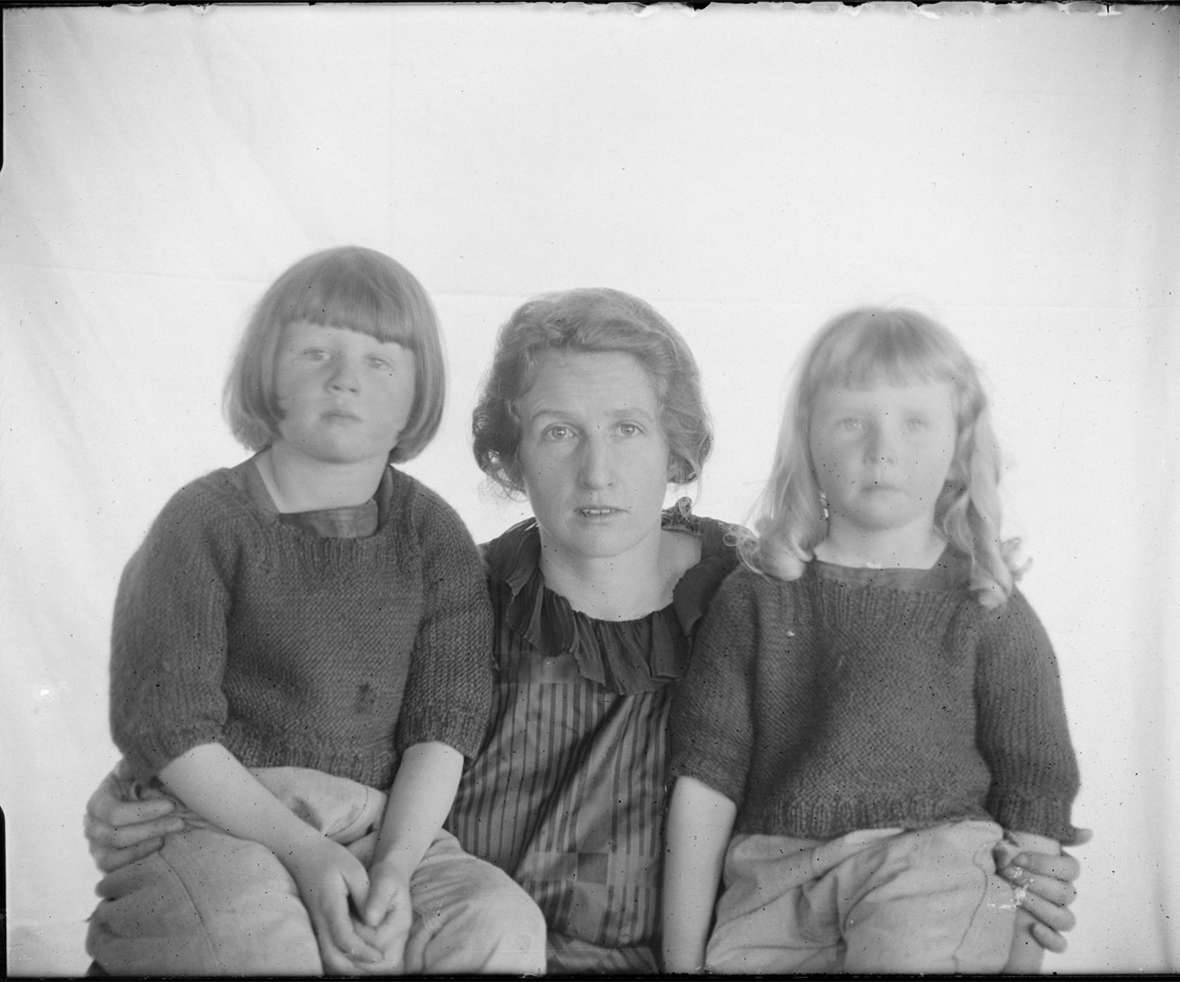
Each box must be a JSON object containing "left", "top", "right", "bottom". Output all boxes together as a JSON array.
[
  {"left": 110, "top": 457, "right": 493, "bottom": 789},
  {"left": 669, "top": 549, "right": 1080, "bottom": 844}
]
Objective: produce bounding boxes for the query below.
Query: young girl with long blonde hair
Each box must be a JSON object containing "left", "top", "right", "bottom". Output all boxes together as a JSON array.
[{"left": 662, "top": 305, "right": 1081, "bottom": 974}]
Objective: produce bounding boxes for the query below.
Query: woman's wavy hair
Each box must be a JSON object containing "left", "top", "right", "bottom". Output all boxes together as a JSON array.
[
  {"left": 472, "top": 287, "right": 712, "bottom": 495},
  {"left": 738, "top": 305, "right": 1018, "bottom": 607},
  {"left": 223, "top": 246, "right": 445, "bottom": 464}
]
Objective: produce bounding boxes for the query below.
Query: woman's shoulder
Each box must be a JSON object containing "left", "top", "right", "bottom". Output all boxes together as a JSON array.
[{"left": 480, "top": 516, "right": 540, "bottom": 586}]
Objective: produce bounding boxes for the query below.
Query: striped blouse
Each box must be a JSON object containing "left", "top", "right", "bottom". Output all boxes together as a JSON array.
[{"left": 446, "top": 501, "right": 738, "bottom": 973}]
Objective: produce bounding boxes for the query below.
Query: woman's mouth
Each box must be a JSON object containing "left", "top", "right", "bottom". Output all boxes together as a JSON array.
[{"left": 577, "top": 506, "right": 623, "bottom": 518}]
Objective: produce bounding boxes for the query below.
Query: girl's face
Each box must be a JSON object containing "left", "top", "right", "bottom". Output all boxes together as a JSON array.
[
  {"left": 515, "top": 349, "right": 672, "bottom": 564},
  {"left": 273, "top": 321, "right": 416, "bottom": 467},
  {"left": 809, "top": 379, "right": 958, "bottom": 540}
]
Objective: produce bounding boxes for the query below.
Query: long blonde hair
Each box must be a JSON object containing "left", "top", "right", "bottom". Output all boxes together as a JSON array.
[{"left": 737, "top": 306, "right": 1018, "bottom": 607}]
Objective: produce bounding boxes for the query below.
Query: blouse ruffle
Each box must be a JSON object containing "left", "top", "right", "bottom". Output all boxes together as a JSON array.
[{"left": 482, "top": 497, "right": 739, "bottom": 694}]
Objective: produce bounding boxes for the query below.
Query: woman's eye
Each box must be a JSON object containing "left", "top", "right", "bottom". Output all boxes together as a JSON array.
[
  {"left": 616, "top": 422, "right": 644, "bottom": 437},
  {"left": 838, "top": 417, "right": 864, "bottom": 432},
  {"left": 302, "top": 348, "right": 331, "bottom": 361},
  {"left": 366, "top": 355, "right": 393, "bottom": 371},
  {"left": 542, "top": 424, "right": 574, "bottom": 441},
  {"left": 906, "top": 417, "right": 928, "bottom": 431}
]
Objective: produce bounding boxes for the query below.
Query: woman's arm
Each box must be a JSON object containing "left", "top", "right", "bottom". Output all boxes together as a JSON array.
[
  {"left": 998, "top": 830, "right": 1061, "bottom": 972},
  {"left": 662, "top": 776, "right": 737, "bottom": 974}
]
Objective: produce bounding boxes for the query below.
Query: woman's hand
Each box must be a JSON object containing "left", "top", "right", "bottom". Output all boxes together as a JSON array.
[
  {"left": 997, "top": 828, "right": 1091, "bottom": 953},
  {"left": 83, "top": 760, "right": 184, "bottom": 873}
]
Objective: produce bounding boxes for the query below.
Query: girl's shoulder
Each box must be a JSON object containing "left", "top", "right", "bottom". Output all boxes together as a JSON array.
[
  {"left": 383, "top": 466, "right": 479, "bottom": 548},
  {"left": 148, "top": 464, "right": 258, "bottom": 533},
  {"left": 125, "top": 465, "right": 261, "bottom": 574}
]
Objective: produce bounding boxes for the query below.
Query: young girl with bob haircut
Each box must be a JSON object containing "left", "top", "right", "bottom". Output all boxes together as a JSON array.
[
  {"left": 85, "top": 246, "right": 546, "bottom": 976},
  {"left": 663, "top": 306, "right": 1081, "bottom": 974}
]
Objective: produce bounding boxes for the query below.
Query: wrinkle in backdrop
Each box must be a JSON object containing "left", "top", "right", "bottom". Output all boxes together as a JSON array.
[{"left": 2, "top": 4, "right": 1177, "bottom": 974}]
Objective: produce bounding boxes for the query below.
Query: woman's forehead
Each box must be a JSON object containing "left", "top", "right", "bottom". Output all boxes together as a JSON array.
[{"left": 519, "top": 349, "right": 661, "bottom": 413}]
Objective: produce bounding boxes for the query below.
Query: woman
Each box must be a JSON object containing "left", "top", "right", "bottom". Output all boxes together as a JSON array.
[{"left": 85, "top": 287, "right": 1084, "bottom": 974}]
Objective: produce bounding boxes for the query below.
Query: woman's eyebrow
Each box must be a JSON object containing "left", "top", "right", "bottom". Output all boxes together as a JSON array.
[{"left": 527, "top": 406, "right": 657, "bottom": 423}]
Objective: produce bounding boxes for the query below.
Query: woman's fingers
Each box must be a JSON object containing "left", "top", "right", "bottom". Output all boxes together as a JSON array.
[
  {"left": 1028, "top": 921, "right": 1069, "bottom": 955},
  {"left": 1005, "top": 866, "right": 1077, "bottom": 909},
  {"left": 1015, "top": 879, "right": 1078, "bottom": 934},
  {"left": 93, "top": 837, "right": 167, "bottom": 875},
  {"left": 1013, "top": 848, "right": 1081, "bottom": 885},
  {"left": 84, "top": 807, "right": 183, "bottom": 850}
]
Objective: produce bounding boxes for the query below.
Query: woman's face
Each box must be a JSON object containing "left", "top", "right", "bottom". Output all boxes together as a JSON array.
[{"left": 515, "top": 349, "right": 672, "bottom": 565}]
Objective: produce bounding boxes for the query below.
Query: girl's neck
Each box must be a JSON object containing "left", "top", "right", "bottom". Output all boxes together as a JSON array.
[
  {"left": 538, "top": 528, "right": 701, "bottom": 621},
  {"left": 815, "top": 519, "right": 947, "bottom": 570},
  {"left": 257, "top": 445, "right": 387, "bottom": 514}
]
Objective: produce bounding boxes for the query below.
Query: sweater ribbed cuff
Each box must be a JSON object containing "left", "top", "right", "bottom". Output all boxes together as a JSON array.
[{"left": 397, "top": 705, "right": 488, "bottom": 761}]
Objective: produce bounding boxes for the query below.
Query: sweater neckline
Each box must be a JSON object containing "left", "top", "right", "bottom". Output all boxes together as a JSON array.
[
  {"left": 229, "top": 454, "right": 394, "bottom": 539},
  {"left": 483, "top": 497, "right": 738, "bottom": 694},
  {"left": 810, "top": 544, "right": 969, "bottom": 592}
]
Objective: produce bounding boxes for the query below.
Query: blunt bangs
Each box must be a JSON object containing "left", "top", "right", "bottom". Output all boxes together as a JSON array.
[
  {"left": 808, "top": 309, "right": 965, "bottom": 395},
  {"left": 275, "top": 251, "right": 421, "bottom": 349},
  {"left": 223, "top": 246, "right": 445, "bottom": 461}
]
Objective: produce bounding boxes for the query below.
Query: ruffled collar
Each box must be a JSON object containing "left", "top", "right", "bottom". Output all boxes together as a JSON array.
[{"left": 483, "top": 498, "right": 738, "bottom": 694}]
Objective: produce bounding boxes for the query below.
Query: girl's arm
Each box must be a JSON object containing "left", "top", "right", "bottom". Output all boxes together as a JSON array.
[
  {"left": 996, "top": 828, "right": 1088, "bottom": 953},
  {"left": 159, "top": 742, "right": 384, "bottom": 968},
  {"left": 361, "top": 741, "right": 464, "bottom": 927},
  {"left": 975, "top": 590, "right": 1085, "bottom": 955},
  {"left": 662, "top": 776, "right": 737, "bottom": 974}
]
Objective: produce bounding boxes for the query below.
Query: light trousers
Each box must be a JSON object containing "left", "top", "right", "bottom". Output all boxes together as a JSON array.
[
  {"left": 705, "top": 819, "right": 1018, "bottom": 975},
  {"left": 86, "top": 766, "right": 548, "bottom": 976}
]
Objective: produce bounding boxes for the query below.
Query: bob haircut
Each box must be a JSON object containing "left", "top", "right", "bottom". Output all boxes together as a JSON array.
[
  {"left": 223, "top": 246, "right": 445, "bottom": 464},
  {"left": 472, "top": 287, "right": 712, "bottom": 495},
  {"left": 739, "top": 305, "right": 1018, "bottom": 607}
]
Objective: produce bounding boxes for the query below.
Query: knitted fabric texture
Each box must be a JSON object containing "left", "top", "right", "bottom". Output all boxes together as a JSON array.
[
  {"left": 110, "top": 461, "right": 493, "bottom": 789},
  {"left": 669, "top": 552, "right": 1080, "bottom": 844}
]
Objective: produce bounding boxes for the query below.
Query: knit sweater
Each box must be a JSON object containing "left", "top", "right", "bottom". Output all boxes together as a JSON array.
[
  {"left": 110, "top": 459, "right": 493, "bottom": 789},
  {"left": 668, "top": 550, "right": 1080, "bottom": 844}
]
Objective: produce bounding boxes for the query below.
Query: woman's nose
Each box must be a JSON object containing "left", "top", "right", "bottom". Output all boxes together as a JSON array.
[{"left": 577, "top": 436, "right": 613, "bottom": 488}]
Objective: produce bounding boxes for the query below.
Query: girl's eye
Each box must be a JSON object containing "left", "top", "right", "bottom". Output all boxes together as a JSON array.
[
  {"left": 616, "top": 422, "right": 644, "bottom": 437},
  {"left": 302, "top": 348, "right": 331, "bottom": 362},
  {"left": 366, "top": 355, "right": 393, "bottom": 371},
  {"left": 838, "top": 417, "right": 865, "bottom": 432},
  {"left": 906, "top": 417, "right": 928, "bottom": 431}
]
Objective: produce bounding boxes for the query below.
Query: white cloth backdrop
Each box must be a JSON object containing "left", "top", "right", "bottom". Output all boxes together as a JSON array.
[{"left": 3, "top": 3, "right": 1177, "bottom": 974}]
